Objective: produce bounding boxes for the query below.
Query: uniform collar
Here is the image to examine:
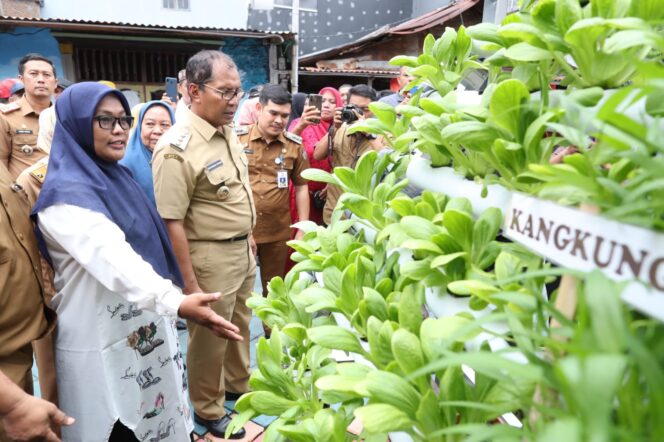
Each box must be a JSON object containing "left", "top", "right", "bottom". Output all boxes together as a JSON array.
[
  {"left": 184, "top": 106, "right": 228, "bottom": 142},
  {"left": 250, "top": 123, "right": 287, "bottom": 145},
  {"left": 20, "top": 95, "right": 48, "bottom": 117}
]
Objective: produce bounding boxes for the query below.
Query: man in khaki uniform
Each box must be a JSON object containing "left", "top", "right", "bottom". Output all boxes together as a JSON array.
[
  {"left": 313, "top": 85, "right": 385, "bottom": 225},
  {"left": 0, "top": 162, "right": 72, "bottom": 440},
  {"left": 0, "top": 54, "right": 57, "bottom": 179},
  {"left": 152, "top": 50, "right": 254, "bottom": 440},
  {"left": 236, "top": 85, "right": 309, "bottom": 334}
]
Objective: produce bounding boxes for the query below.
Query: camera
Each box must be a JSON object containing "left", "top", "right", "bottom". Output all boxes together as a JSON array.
[
  {"left": 312, "top": 190, "right": 326, "bottom": 210},
  {"left": 340, "top": 104, "right": 363, "bottom": 124}
]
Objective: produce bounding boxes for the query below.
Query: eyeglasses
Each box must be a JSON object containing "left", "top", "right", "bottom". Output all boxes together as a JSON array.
[
  {"left": 93, "top": 115, "right": 134, "bottom": 130},
  {"left": 200, "top": 84, "right": 244, "bottom": 101}
]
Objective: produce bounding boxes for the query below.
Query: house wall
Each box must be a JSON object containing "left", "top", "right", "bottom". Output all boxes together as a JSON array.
[
  {"left": 40, "top": 0, "right": 249, "bottom": 29},
  {"left": 0, "top": 0, "right": 40, "bottom": 17},
  {"left": 248, "top": 0, "right": 413, "bottom": 56},
  {"left": 223, "top": 38, "right": 270, "bottom": 90},
  {"left": 411, "top": 0, "right": 454, "bottom": 18},
  {"left": 0, "top": 26, "right": 63, "bottom": 80}
]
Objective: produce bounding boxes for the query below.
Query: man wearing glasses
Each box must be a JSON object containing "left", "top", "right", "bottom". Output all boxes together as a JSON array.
[
  {"left": 0, "top": 53, "right": 57, "bottom": 179},
  {"left": 152, "top": 50, "right": 254, "bottom": 439}
]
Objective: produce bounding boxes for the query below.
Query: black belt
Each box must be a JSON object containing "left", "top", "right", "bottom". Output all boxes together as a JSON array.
[{"left": 219, "top": 234, "right": 249, "bottom": 243}]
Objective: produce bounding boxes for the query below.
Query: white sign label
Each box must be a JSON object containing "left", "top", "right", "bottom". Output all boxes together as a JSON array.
[{"left": 503, "top": 193, "right": 664, "bottom": 320}]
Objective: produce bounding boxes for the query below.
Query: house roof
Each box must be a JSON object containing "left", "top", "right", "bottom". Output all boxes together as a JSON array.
[
  {"left": 0, "top": 15, "right": 294, "bottom": 41},
  {"left": 300, "top": 0, "right": 480, "bottom": 64}
]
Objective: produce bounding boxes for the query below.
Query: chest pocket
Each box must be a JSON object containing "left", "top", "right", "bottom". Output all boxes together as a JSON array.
[
  {"left": 13, "top": 133, "right": 38, "bottom": 153},
  {"left": 204, "top": 165, "right": 234, "bottom": 201},
  {"left": 282, "top": 157, "right": 294, "bottom": 170}
]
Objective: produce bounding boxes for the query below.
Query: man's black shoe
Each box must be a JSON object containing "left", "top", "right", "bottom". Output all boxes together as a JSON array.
[
  {"left": 194, "top": 413, "right": 246, "bottom": 439},
  {"left": 225, "top": 391, "right": 245, "bottom": 402}
]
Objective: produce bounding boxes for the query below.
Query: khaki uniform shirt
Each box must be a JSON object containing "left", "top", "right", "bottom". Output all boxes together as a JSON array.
[
  {"left": 0, "top": 96, "right": 49, "bottom": 179},
  {"left": 15, "top": 156, "right": 56, "bottom": 303},
  {"left": 153, "top": 106, "right": 256, "bottom": 241},
  {"left": 323, "top": 123, "right": 385, "bottom": 225},
  {"left": 0, "top": 163, "right": 53, "bottom": 358},
  {"left": 237, "top": 124, "right": 309, "bottom": 243}
]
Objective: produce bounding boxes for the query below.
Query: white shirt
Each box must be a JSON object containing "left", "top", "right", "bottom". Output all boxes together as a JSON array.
[{"left": 38, "top": 204, "right": 193, "bottom": 441}]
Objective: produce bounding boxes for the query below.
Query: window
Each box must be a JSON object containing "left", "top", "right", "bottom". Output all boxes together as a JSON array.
[
  {"left": 274, "top": 0, "right": 317, "bottom": 13},
  {"left": 163, "top": 0, "right": 189, "bottom": 10}
]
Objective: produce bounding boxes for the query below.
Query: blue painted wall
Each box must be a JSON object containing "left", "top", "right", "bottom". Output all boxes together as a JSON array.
[
  {"left": 223, "top": 37, "right": 270, "bottom": 91},
  {"left": 0, "top": 27, "right": 63, "bottom": 80}
]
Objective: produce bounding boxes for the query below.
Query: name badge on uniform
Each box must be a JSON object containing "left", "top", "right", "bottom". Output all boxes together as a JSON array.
[
  {"left": 206, "top": 159, "right": 223, "bottom": 171},
  {"left": 277, "top": 170, "right": 288, "bottom": 188},
  {"left": 243, "top": 148, "right": 254, "bottom": 154},
  {"left": 16, "top": 129, "right": 32, "bottom": 134}
]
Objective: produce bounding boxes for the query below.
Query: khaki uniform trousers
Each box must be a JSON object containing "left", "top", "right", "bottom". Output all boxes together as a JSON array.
[
  {"left": 0, "top": 344, "right": 34, "bottom": 441},
  {"left": 256, "top": 240, "right": 289, "bottom": 296},
  {"left": 187, "top": 239, "right": 256, "bottom": 420}
]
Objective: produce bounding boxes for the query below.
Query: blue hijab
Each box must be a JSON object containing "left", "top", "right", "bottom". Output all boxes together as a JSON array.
[
  {"left": 32, "top": 82, "right": 183, "bottom": 288},
  {"left": 119, "top": 100, "right": 174, "bottom": 204}
]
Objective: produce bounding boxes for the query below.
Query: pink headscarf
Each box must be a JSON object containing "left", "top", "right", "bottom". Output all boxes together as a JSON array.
[{"left": 288, "top": 87, "right": 343, "bottom": 190}]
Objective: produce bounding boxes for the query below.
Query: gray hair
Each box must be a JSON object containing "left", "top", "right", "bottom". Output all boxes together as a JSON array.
[{"left": 186, "top": 50, "right": 237, "bottom": 86}]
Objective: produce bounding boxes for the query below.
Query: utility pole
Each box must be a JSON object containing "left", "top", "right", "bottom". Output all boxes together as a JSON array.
[{"left": 291, "top": 0, "right": 299, "bottom": 93}]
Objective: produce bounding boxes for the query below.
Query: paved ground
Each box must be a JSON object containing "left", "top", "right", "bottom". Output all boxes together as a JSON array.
[{"left": 32, "top": 267, "right": 278, "bottom": 441}]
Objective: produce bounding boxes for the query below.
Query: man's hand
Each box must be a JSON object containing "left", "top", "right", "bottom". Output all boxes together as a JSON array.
[
  {"left": 178, "top": 292, "right": 243, "bottom": 341},
  {"left": 319, "top": 185, "right": 328, "bottom": 199},
  {"left": 249, "top": 235, "right": 257, "bottom": 257},
  {"left": 2, "top": 394, "right": 74, "bottom": 442}
]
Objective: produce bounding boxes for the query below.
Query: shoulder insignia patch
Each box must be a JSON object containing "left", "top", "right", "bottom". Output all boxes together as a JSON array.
[
  {"left": 170, "top": 130, "right": 191, "bottom": 151},
  {"left": 284, "top": 131, "right": 302, "bottom": 145},
  {"left": 234, "top": 125, "right": 249, "bottom": 135},
  {"left": 29, "top": 163, "right": 48, "bottom": 183},
  {"left": 164, "top": 153, "right": 184, "bottom": 162},
  {"left": 0, "top": 101, "right": 20, "bottom": 114}
]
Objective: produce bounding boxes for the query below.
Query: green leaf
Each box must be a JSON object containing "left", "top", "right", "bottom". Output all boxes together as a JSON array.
[
  {"left": 354, "top": 404, "right": 414, "bottom": 434},
  {"left": 391, "top": 328, "right": 425, "bottom": 376},
  {"left": 400, "top": 215, "right": 441, "bottom": 239},
  {"left": 398, "top": 285, "right": 423, "bottom": 335},
  {"left": 430, "top": 251, "right": 467, "bottom": 268},
  {"left": 302, "top": 168, "right": 339, "bottom": 185},
  {"left": 360, "top": 370, "right": 422, "bottom": 419},
  {"left": 443, "top": 209, "right": 474, "bottom": 252},
  {"left": 441, "top": 121, "right": 504, "bottom": 152},
  {"left": 489, "top": 78, "right": 530, "bottom": 136},
  {"left": 308, "top": 325, "right": 367, "bottom": 355},
  {"left": 504, "top": 42, "right": 554, "bottom": 61},
  {"left": 248, "top": 391, "right": 298, "bottom": 415},
  {"left": 389, "top": 55, "right": 418, "bottom": 67}
]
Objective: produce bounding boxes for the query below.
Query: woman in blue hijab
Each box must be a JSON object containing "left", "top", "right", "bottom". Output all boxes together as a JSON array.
[
  {"left": 120, "top": 100, "right": 174, "bottom": 204},
  {"left": 31, "top": 82, "right": 242, "bottom": 442}
]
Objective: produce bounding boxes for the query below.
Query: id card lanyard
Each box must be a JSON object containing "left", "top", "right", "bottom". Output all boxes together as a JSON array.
[{"left": 276, "top": 152, "right": 288, "bottom": 188}]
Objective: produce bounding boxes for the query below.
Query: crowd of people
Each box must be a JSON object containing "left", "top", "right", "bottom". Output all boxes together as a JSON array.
[{"left": 0, "top": 49, "right": 400, "bottom": 442}]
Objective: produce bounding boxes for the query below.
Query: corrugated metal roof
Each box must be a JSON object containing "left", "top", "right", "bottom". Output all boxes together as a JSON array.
[
  {"left": 300, "top": 0, "right": 479, "bottom": 63},
  {"left": 0, "top": 15, "right": 294, "bottom": 38},
  {"left": 299, "top": 66, "right": 397, "bottom": 77},
  {"left": 389, "top": 0, "right": 480, "bottom": 35}
]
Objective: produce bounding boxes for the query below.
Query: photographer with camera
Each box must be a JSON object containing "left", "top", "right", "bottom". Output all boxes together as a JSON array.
[{"left": 313, "top": 84, "right": 385, "bottom": 225}]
